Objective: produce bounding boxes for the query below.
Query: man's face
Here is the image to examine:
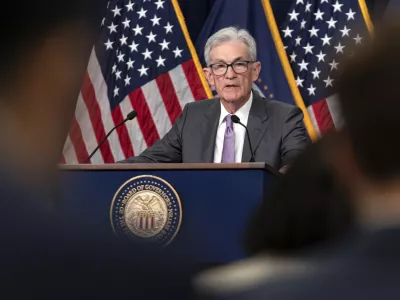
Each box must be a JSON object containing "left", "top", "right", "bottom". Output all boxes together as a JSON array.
[{"left": 204, "top": 40, "right": 261, "bottom": 103}]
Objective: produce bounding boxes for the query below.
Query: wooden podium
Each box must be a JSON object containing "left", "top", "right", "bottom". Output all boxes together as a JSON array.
[{"left": 59, "top": 163, "right": 278, "bottom": 264}]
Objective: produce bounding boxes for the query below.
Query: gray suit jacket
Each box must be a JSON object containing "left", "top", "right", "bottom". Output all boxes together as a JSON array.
[{"left": 122, "top": 91, "right": 310, "bottom": 169}]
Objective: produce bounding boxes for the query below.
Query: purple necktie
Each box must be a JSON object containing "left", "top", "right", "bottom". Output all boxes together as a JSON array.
[{"left": 221, "top": 115, "right": 235, "bottom": 163}]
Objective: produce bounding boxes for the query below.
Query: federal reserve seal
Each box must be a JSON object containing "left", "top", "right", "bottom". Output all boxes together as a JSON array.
[{"left": 110, "top": 175, "right": 182, "bottom": 246}]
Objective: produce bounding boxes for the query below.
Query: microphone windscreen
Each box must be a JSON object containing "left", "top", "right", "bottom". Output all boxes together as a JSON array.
[
  {"left": 231, "top": 115, "right": 240, "bottom": 123},
  {"left": 127, "top": 111, "right": 137, "bottom": 120}
]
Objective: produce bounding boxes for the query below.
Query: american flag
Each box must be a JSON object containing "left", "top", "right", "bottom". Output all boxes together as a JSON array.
[
  {"left": 280, "top": 0, "right": 372, "bottom": 136},
  {"left": 61, "top": 0, "right": 212, "bottom": 164}
]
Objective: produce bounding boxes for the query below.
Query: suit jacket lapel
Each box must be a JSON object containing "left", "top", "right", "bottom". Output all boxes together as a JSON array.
[
  {"left": 242, "top": 90, "right": 269, "bottom": 162},
  {"left": 200, "top": 98, "right": 221, "bottom": 162}
]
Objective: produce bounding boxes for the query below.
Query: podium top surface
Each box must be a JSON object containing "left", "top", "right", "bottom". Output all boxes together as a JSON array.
[{"left": 60, "top": 163, "right": 279, "bottom": 175}]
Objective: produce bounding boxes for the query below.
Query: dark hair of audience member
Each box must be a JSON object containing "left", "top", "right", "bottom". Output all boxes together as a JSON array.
[
  {"left": 338, "top": 21, "right": 400, "bottom": 180},
  {"left": 0, "top": 0, "right": 105, "bottom": 91},
  {"left": 244, "top": 132, "right": 354, "bottom": 256}
]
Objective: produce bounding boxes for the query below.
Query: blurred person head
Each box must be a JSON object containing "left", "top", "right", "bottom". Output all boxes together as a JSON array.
[
  {"left": 203, "top": 27, "right": 261, "bottom": 113},
  {"left": 333, "top": 21, "right": 400, "bottom": 227},
  {"left": 245, "top": 131, "right": 354, "bottom": 256},
  {"left": 0, "top": 4, "right": 197, "bottom": 295},
  {"left": 0, "top": 0, "right": 103, "bottom": 174},
  {"left": 0, "top": 3, "right": 199, "bottom": 296}
]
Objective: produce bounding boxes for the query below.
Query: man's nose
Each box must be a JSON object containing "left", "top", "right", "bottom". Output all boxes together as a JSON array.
[{"left": 225, "top": 65, "right": 237, "bottom": 79}]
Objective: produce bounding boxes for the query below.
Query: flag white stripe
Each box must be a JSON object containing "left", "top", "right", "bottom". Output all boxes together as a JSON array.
[
  {"left": 87, "top": 48, "right": 124, "bottom": 162},
  {"left": 119, "top": 97, "right": 147, "bottom": 156},
  {"left": 75, "top": 93, "right": 104, "bottom": 164},
  {"left": 168, "top": 65, "right": 195, "bottom": 108},
  {"left": 326, "top": 94, "right": 344, "bottom": 130},
  {"left": 141, "top": 80, "right": 171, "bottom": 139},
  {"left": 63, "top": 135, "right": 78, "bottom": 164},
  {"left": 307, "top": 106, "right": 321, "bottom": 137}
]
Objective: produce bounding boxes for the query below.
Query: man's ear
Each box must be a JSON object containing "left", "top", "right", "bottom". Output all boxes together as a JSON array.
[
  {"left": 203, "top": 68, "right": 215, "bottom": 86},
  {"left": 252, "top": 61, "right": 261, "bottom": 82}
]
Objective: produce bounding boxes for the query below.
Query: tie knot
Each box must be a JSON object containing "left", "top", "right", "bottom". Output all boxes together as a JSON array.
[{"left": 225, "top": 114, "right": 233, "bottom": 128}]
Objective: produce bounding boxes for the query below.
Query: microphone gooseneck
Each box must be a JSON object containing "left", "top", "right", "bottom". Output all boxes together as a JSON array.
[
  {"left": 84, "top": 110, "right": 137, "bottom": 164},
  {"left": 231, "top": 115, "right": 255, "bottom": 162}
]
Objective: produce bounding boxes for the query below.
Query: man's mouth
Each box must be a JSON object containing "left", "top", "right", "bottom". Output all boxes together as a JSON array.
[{"left": 225, "top": 84, "right": 238, "bottom": 88}]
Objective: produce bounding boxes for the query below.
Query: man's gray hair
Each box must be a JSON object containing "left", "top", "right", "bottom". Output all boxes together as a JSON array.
[{"left": 204, "top": 27, "right": 257, "bottom": 66}]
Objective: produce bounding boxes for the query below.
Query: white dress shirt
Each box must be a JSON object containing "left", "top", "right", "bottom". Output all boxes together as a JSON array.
[{"left": 213, "top": 92, "right": 253, "bottom": 163}]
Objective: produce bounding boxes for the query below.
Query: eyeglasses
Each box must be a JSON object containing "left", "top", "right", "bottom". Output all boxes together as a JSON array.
[{"left": 209, "top": 60, "right": 255, "bottom": 76}]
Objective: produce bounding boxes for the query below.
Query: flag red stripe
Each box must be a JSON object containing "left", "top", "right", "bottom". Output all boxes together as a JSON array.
[
  {"left": 312, "top": 99, "right": 334, "bottom": 135},
  {"left": 69, "top": 117, "right": 90, "bottom": 163},
  {"left": 181, "top": 59, "right": 207, "bottom": 100},
  {"left": 129, "top": 89, "right": 160, "bottom": 147},
  {"left": 81, "top": 71, "right": 115, "bottom": 163},
  {"left": 156, "top": 73, "right": 183, "bottom": 124},
  {"left": 111, "top": 105, "right": 134, "bottom": 159}
]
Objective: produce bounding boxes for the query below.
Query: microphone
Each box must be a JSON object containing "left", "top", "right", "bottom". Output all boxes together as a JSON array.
[
  {"left": 231, "top": 115, "right": 255, "bottom": 162},
  {"left": 84, "top": 111, "right": 137, "bottom": 164}
]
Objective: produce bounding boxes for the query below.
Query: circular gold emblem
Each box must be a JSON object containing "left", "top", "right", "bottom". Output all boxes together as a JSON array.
[{"left": 110, "top": 175, "right": 182, "bottom": 246}]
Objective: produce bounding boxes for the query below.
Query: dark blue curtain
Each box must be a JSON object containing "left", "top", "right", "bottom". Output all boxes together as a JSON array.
[{"left": 178, "top": 0, "right": 389, "bottom": 44}]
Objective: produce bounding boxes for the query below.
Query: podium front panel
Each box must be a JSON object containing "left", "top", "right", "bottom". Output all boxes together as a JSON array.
[{"left": 60, "top": 166, "right": 274, "bottom": 264}]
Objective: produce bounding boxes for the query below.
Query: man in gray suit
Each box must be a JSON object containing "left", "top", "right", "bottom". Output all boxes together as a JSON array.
[{"left": 123, "top": 27, "right": 310, "bottom": 170}]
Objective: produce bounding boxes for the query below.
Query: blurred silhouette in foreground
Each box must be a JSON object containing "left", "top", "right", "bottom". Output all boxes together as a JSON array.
[
  {"left": 244, "top": 131, "right": 353, "bottom": 257},
  {"left": 197, "top": 20, "right": 400, "bottom": 300},
  {"left": 194, "top": 131, "right": 354, "bottom": 296},
  {"left": 0, "top": 0, "right": 195, "bottom": 297}
]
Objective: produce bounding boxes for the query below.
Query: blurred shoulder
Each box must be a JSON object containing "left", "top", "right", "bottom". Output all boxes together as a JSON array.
[{"left": 193, "top": 254, "right": 313, "bottom": 297}]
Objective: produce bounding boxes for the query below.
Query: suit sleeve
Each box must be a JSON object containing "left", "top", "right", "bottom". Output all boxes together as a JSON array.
[
  {"left": 280, "top": 106, "right": 311, "bottom": 167},
  {"left": 119, "top": 104, "right": 189, "bottom": 163}
]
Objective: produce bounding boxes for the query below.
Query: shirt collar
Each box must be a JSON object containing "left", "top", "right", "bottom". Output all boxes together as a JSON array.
[{"left": 219, "top": 91, "right": 253, "bottom": 125}]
